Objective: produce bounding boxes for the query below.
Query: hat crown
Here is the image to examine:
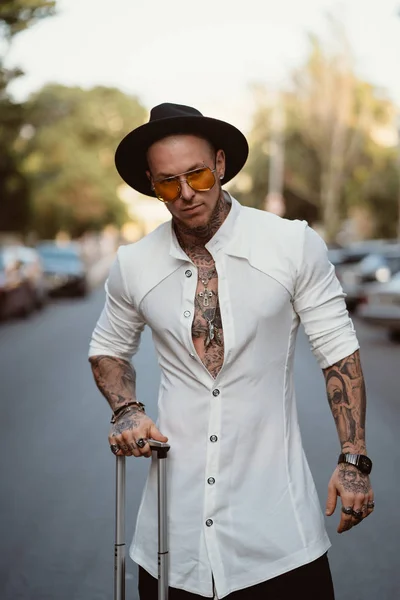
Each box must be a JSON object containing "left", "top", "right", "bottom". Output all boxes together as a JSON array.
[{"left": 149, "top": 102, "right": 203, "bottom": 122}]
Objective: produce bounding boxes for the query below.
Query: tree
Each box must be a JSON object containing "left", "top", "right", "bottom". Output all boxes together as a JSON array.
[
  {"left": 0, "top": 1, "right": 56, "bottom": 234},
  {"left": 233, "top": 18, "right": 398, "bottom": 241},
  {"left": 229, "top": 88, "right": 321, "bottom": 224},
  {"left": 288, "top": 20, "right": 396, "bottom": 240},
  {"left": 0, "top": 1, "right": 55, "bottom": 39},
  {"left": 22, "top": 84, "right": 147, "bottom": 238}
]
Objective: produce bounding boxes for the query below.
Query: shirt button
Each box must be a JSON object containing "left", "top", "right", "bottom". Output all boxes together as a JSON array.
[
  {"left": 205, "top": 519, "right": 214, "bottom": 527},
  {"left": 185, "top": 270, "right": 192, "bottom": 277},
  {"left": 207, "top": 477, "right": 215, "bottom": 485},
  {"left": 184, "top": 310, "right": 191, "bottom": 318},
  {"left": 212, "top": 389, "right": 220, "bottom": 397},
  {"left": 189, "top": 353, "right": 195, "bottom": 359},
  {"left": 210, "top": 435, "right": 218, "bottom": 443}
]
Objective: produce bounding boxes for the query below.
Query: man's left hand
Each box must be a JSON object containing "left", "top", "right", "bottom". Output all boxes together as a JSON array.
[{"left": 325, "top": 464, "right": 374, "bottom": 533}]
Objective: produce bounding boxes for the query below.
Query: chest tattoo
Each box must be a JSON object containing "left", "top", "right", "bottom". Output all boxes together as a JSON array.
[
  {"left": 198, "top": 269, "right": 215, "bottom": 308},
  {"left": 193, "top": 267, "right": 221, "bottom": 346},
  {"left": 184, "top": 253, "right": 225, "bottom": 377}
]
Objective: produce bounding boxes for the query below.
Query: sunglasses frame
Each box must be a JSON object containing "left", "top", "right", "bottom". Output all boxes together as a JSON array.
[{"left": 151, "top": 163, "right": 217, "bottom": 203}]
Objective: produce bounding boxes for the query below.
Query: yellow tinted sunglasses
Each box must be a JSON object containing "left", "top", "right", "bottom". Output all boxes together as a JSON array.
[{"left": 152, "top": 164, "right": 217, "bottom": 203}]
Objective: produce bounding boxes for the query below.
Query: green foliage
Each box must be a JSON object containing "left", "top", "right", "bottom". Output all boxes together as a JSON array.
[
  {"left": 344, "top": 142, "right": 399, "bottom": 238},
  {"left": 0, "top": 2, "right": 146, "bottom": 239},
  {"left": 0, "top": 0, "right": 56, "bottom": 233},
  {"left": 0, "top": 100, "right": 31, "bottom": 232},
  {"left": 0, "top": 0, "right": 56, "bottom": 39},
  {"left": 22, "top": 84, "right": 147, "bottom": 237}
]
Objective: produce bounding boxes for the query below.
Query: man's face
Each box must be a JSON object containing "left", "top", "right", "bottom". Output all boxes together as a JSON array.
[{"left": 146, "top": 134, "right": 225, "bottom": 230}]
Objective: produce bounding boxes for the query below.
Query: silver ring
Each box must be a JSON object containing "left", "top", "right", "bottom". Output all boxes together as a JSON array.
[
  {"left": 110, "top": 444, "right": 119, "bottom": 455},
  {"left": 341, "top": 506, "right": 353, "bottom": 516},
  {"left": 367, "top": 501, "right": 375, "bottom": 509},
  {"left": 136, "top": 438, "right": 147, "bottom": 449},
  {"left": 352, "top": 509, "right": 363, "bottom": 520}
]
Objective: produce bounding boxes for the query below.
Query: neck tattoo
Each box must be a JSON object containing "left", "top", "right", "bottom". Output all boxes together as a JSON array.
[{"left": 173, "top": 192, "right": 229, "bottom": 250}]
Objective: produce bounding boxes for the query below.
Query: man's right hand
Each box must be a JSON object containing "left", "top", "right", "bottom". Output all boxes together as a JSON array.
[{"left": 108, "top": 409, "right": 168, "bottom": 458}]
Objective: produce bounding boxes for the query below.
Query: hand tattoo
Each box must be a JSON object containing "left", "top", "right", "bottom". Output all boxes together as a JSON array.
[
  {"left": 112, "top": 413, "right": 142, "bottom": 436},
  {"left": 338, "top": 464, "right": 371, "bottom": 495}
]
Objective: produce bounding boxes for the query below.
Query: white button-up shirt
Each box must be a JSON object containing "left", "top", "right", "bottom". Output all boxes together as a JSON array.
[{"left": 89, "top": 196, "right": 359, "bottom": 598}]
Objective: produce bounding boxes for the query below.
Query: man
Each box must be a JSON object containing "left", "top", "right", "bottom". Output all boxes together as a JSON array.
[{"left": 89, "top": 103, "right": 374, "bottom": 599}]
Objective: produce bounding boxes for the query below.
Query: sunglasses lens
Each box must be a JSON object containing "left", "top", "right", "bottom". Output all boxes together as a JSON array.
[
  {"left": 153, "top": 167, "right": 216, "bottom": 202},
  {"left": 187, "top": 168, "right": 215, "bottom": 191},
  {"left": 153, "top": 179, "right": 180, "bottom": 203}
]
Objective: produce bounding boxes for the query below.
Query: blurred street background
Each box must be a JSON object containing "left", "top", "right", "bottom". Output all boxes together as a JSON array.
[{"left": 1, "top": 0, "right": 400, "bottom": 598}]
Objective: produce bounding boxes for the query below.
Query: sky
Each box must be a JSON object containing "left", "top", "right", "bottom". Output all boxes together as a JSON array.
[{"left": 4, "top": 0, "right": 400, "bottom": 132}]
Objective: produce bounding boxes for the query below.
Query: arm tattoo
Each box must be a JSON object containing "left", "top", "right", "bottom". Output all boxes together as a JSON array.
[
  {"left": 323, "top": 350, "right": 367, "bottom": 454},
  {"left": 89, "top": 355, "right": 137, "bottom": 413}
]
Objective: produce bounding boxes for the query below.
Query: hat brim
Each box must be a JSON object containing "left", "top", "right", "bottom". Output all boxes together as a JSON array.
[{"left": 115, "top": 115, "right": 249, "bottom": 196}]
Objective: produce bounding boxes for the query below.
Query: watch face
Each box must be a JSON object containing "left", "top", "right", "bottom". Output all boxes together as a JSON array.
[
  {"left": 359, "top": 456, "right": 372, "bottom": 474},
  {"left": 338, "top": 454, "right": 372, "bottom": 474}
]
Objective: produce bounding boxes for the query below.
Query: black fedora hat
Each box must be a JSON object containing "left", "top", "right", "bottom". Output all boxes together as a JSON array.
[{"left": 115, "top": 102, "right": 249, "bottom": 197}]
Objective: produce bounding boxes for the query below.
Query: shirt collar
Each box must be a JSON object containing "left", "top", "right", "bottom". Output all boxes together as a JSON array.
[{"left": 169, "top": 192, "right": 242, "bottom": 259}]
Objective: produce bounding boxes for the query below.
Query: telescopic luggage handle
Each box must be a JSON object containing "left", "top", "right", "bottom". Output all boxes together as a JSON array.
[
  {"left": 114, "top": 440, "right": 170, "bottom": 600},
  {"left": 114, "top": 454, "right": 126, "bottom": 600}
]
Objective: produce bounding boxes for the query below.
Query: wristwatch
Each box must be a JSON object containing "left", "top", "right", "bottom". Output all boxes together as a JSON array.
[{"left": 338, "top": 453, "right": 372, "bottom": 475}]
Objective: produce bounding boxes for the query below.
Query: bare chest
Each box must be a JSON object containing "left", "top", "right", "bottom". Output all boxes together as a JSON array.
[{"left": 187, "top": 251, "right": 224, "bottom": 379}]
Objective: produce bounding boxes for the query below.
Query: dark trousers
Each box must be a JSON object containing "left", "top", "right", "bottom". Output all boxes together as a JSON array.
[{"left": 138, "top": 552, "right": 335, "bottom": 599}]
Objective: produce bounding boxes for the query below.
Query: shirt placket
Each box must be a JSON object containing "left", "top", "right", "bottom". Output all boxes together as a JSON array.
[
  {"left": 199, "top": 243, "right": 229, "bottom": 593},
  {"left": 180, "top": 262, "right": 203, "bottom": 365},
  {"left": 179, "top": 241, "right": 233, "bottom": 594},
  {"left": 203, "top": 383, "right": 225, "bottom": 593}
]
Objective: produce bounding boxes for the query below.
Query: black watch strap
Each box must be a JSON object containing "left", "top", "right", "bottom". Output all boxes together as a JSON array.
[{"left": 338, "top": 453, "right": 372, "bottom": 475}]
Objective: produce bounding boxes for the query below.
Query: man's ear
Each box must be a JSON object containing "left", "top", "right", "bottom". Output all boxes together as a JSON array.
[
  {"left": 216, "top": 149, "right": 226, "bottom": 179},
  {"left": 146, "top": 170, "right": 153, "bottom": 189}
]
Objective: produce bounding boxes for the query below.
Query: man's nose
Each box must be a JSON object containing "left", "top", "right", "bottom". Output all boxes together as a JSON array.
[{"left": 179, "top": 179, "right": 195, "bottom": 202}]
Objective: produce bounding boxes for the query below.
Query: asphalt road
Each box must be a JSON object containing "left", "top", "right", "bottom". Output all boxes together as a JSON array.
[{"left": 0, "top": 285, "right": 399, "bottom": 600}]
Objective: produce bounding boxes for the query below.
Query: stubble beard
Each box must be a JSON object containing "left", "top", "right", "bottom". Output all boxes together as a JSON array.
[{"left": 173, "top": 189, "right": 230, "bottom": 248}]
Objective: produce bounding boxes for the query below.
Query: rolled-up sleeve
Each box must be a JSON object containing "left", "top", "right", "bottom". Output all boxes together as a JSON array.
[
  {"left": 292, "top": 225, "right": 359, "bottom": 368},
  {"left": 88, "top": 250, "right": 146, "bottom": 361}
]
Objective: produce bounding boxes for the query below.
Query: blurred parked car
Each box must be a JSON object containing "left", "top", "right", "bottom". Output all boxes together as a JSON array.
[
  {"left": 0, "top": 246, "right": 46, "bottom": 319},
  {"left": 36, "top": 242, "right": 89, "bottom": 297},
  {"left": 333, "top": 241, "right": 400, "bottom": 311},
  {"left": 17, "top": 246, "right": 48, "bottom": 308},
  {"left": 357, "top": 272, "right": 400, "bottom": 342},
  {"left": 357, "top": 247, "right": 400, "bottom": 284}
]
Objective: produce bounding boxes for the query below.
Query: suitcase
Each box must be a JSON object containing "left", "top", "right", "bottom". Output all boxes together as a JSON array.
[{"left": 114, "top": 440, "right": 171, "bottom": 600}]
